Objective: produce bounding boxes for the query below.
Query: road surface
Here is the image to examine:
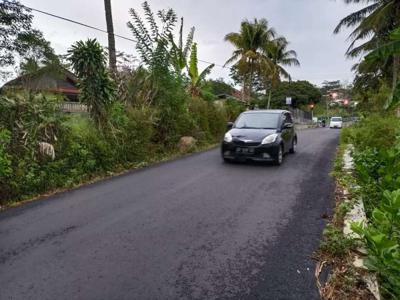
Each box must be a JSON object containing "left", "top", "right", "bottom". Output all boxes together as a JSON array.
[{"left": 0, "top": 128, "right": 339, "bottom": 300}]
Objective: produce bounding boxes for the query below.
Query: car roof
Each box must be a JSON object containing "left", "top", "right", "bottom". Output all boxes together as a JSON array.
[{"left": 242, "top": 109, "right": 290, "bottom": 115}]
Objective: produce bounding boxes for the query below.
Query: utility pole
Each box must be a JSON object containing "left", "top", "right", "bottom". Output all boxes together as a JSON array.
[
  {"left": 325, "top": 94, "right": 329, "bottom": 121},
  {"left": 104, "top": 0, "right": 117, "bottom": 73}
]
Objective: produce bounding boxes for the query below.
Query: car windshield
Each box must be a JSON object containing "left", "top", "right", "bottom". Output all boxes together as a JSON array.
[
  {"left": 235, "top": 113, "right": 280, "bottom": 129},
  {"left": 331, "top": 117, "right": 342, "bottom": 122}
]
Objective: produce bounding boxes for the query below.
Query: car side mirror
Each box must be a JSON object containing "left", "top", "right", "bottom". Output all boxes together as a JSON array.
[
  {"left": 283, "top": 123, "right": 293, "bottom": 129},
  {"left": 227, "top": 122, "right": 234, "bottom": 130}
]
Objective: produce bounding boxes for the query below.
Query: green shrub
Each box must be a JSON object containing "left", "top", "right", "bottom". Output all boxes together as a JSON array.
[
  {"left": 345, "top": 114, "right": 400, "bottom": 298},
  {"left": 224, "top": 99, "right": 245, "bottom": 121},
  {"left": 346, "top": 114, "right": 400, "bottom": 152},
  {"left": 352, "top": 190, "right": 400, "bottom": 299},
  {"left": 0, "top": 129, "right": 11, "bottom": 178}
]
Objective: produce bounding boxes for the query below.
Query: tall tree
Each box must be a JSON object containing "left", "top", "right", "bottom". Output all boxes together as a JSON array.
[
  {"left": 0, "top": 0, "right": 32, "bottom": 68},
  {"left": 104, "top": 0, "right": 117, "bottom": 73},
  {"left": 263, "top": 37, "right": 300, "bottom": 108},
  {"left": 224, "top": 18, "right": 276, "bottom": 102},
  {"left": 334, "top": 0, "right": 400, "bottom": 94},
  {"left": 366, "top": 27, "right": 400, "bottom": 108}
]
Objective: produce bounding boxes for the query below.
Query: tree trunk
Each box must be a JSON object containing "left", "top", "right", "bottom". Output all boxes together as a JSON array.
[
  {"left": 104, "top": 0, "right": 117, "bottom": 73},
  {"left": 393, "top": 54, "right": 399, "bottom": 92},
  {"left": 242, "top": 77, "right": 246, "bottom": 103},
  {"left": 267, "top": 89, "right": 272, "bottom": 109},
  {"left": 248, "top": 61, "right": 254, "bottom": 104}
]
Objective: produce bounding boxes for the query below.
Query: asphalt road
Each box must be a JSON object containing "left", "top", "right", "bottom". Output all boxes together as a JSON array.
[{"left": 0, "top": 128, "right": 339, "bottom": 300}]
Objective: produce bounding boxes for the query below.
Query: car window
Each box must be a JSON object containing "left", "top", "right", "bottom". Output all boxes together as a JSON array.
[
  {"left": 235, "top": 113, "right": 280, "bottom": 129},
  {"left": 331, "top": 117, "right": 342, "bottom": 122}
]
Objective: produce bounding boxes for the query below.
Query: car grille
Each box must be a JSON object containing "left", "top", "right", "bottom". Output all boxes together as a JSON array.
[{"left": 233, "top": 140, "right": 260, "bottom": 147}]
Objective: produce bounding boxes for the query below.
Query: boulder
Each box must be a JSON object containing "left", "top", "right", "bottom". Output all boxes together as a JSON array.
[{"left": 178, "top": 136, "right": 197, "bottom": 153}]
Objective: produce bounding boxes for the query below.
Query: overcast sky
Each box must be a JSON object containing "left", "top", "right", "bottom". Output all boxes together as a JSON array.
[{"left": 19, "top": 0, "right": 364, "bottom": 86}]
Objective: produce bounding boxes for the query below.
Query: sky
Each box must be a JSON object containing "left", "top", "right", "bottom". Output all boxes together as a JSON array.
[{"left": 17, "top": 0, "right": 365, "bottom": 86}]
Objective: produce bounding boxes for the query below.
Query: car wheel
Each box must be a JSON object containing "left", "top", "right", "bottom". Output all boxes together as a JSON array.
[
  {"left": 289, "top": 138, "right": 297, "bottom": 154},
  {"left": 274, "top": 145, "right": 284, "bottom": 165}
]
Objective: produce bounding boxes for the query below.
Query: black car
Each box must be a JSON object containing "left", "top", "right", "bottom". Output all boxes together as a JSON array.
[{"left": 221, "top": 110, "right": 297, "bottom": 165}]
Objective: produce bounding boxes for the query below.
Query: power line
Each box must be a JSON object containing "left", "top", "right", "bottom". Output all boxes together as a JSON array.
[
  {"left": 20, "top": 2, "right": 229, "bottom": 69},
  {"left": 22, "top": 4, "right": 137, "bottom": 43}
]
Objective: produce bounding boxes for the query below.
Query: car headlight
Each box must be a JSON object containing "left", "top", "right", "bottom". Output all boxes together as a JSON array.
[
  {"left": 261, "top": 133, "right": 278, "bottom": 145},
  {"left": 224, "top": 132, "right": 233, "bottom": 143}
]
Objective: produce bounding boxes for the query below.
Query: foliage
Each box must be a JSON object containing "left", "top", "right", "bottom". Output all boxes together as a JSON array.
[
  {"left": 263, "top": 36, "right": 300, "bottom": 108},
  {"left": 336, "top": 1, "right": 400, "bottom": 111},
  {"left": 0, "top": 0, "right": 32, "bottom": 67},
  {"left": 334, "top": 0, "right": 400, "bottom": 59},
  {"left": 343, "top": 114, "right": 400, "bottom": 151},
  {"left": 366, "top": 27, "right": 400, "bottom": 108},
  {"left": 188, "top": 43, "right": 214, "bottom": 97},
  {"left": 224, "top": 19, "right": 299, "bottom": 106},
  {"left": 68, "top": 39, "right": 116, "bottom": 128},
  {"left": 259, "top": 80, "right": 321, "bottom": 108},
  {"left": 0, "top": 0, "right": 58, "bottom": 81},
  {"left": 344, "top": 114, "right": 400, "bottom": 298},
  {"left": 0, "top": 93, "right": 65, "bottom": 202},
  {"left": 116, "top": 66, "right": 156, "bottom": 106},
  {"left": 127, "top": 1, "right": 176, "bottom": 74},
  {"left": 0, "top": 129, "right": 12, "bottom": 178},
  {"left": 352, "top": 190, "right": 400, "bottom": 299},
  {"left": 203, "top": 78, "right": 235, "bottom": 97},
  {"left": 169, "top": 17, "right": 195, "bottom": 76},
  {"left": 224, "top": 18, "right": 277, "bottom": 101}
]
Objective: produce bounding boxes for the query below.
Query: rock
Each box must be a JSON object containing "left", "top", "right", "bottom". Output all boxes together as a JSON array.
[
  {"left": 39, "top": 142, "right": 55, "bottom": 160},
  {"left": 178, "top": 136, "right": 197, "bottom": 153}
]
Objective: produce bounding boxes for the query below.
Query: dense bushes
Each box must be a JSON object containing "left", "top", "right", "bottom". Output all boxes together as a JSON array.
[
  {"left": 0, "top": 92, "right": 239, "bottom": 205},
  {"left": 341, "top": 114, "right": 400, "bottom": 151},
  {"left": 343, "top": 115, "right": 400, "bottom": 298}
]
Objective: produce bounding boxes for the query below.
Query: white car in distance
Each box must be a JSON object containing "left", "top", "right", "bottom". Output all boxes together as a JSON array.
[{"left": 330, "top": 117, "right": 343, "bottom": 129}]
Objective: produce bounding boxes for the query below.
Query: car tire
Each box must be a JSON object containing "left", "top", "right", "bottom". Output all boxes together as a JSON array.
[
  {"left": 289, "top": 138, "right": 297, "bottom": 154},
  {"left": 274, "top": 145, "right": 284, "bottom": 166}
]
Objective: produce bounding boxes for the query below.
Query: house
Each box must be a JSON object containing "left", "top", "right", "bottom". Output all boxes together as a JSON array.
[{"left": 1, "top": 67, "right": 86, "bottom": 113}]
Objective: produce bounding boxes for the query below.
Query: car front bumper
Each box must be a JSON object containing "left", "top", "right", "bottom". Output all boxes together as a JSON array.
[
  {"left": 221, "top": 142, "right": 280, "bottom": 161},
  {"left": 330, "top": 124, "right": 342, "bottom": 128}
]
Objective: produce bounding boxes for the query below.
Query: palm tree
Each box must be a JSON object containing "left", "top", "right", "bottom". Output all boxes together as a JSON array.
[
  {"left": 104, "top": 0, "right": 117, "bottom": 73},
  {"left": 188, "top": 43, "right": 214, "bottom": 97},
  {"left": 334, "top": 0, "right": 400, "bottom": 91},
  {"left": 224, "top": 18, "right": 276, "bottom": 102},
  {"left": 264, "top": 37, "right": 300, "bottom": 108}
]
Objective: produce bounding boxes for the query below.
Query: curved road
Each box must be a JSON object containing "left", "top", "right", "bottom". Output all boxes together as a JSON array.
[{"left": 0, "top": 128, "right": 339, "bottom": 300}]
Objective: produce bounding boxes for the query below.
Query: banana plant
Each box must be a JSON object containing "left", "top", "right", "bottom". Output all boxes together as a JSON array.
[
  {"left": 169, "top": 17, "right": 195, "bottom": 76},
  {"left": 187, "top": 43, "right": 214, "bottom": 97}
]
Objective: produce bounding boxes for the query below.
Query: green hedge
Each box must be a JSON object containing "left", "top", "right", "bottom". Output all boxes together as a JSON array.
[{"left": 344, "top": 114, "right": 400, "bottom": 299}]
